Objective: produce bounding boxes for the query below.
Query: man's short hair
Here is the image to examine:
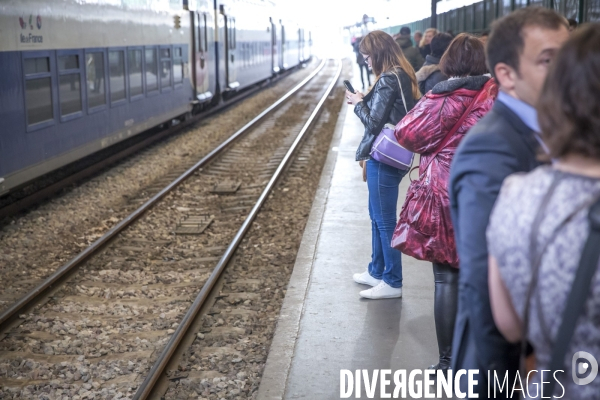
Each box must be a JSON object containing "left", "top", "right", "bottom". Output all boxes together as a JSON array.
[
  {"left": 486, "top": 7, "right": 568, "bottom": 78},
  {"left": 400, "top": 26, "right": 411, "bottom": 36},
  {"left": 430, "top": 32, "right": 453, "bottom": 58}
]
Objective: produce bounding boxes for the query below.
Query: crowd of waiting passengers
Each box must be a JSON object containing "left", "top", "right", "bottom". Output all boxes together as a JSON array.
[{"left": 346, "top": 8, "right": 599, "bottom": 399}]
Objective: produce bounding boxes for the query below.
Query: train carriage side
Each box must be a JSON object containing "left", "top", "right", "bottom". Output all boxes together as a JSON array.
[
  {"left": 0, "top": 0, "right": 193, "bottom": 196},
  {"left": 217, "top": 0, "right": 274, "bottom": 95},
  {"left": 281, "top": 20, "right": 301, "bottom": 70}
]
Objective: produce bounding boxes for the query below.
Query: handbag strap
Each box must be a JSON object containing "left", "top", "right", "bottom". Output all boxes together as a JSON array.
[
  {"left": 418, "top": 86, "right": 485, "bottom": 178},
  {"left": 542, "top": 197, "right": 600, "bottom": 396},
  {"left": 392, "top": 69, "right": 409, "bottom": 114}
]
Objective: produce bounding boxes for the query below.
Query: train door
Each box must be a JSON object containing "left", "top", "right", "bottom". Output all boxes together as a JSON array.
[
  {"left": 281, "top": 23, "right": 287, "bottom": 69},
  {"left": 300, "top": 28, "right": 305, "bottom": 62},
  {"left": 270, "top": 17, "right": 280, "bottom": 73},
  {"left": 220, "top": 5, "right": 238, "bottom": 91},
  {"left": 297, "top": 28, "right": 303, "bottom": 63},
  {"left": 192, "top": 11, "right": 214, "bottom": 103}
]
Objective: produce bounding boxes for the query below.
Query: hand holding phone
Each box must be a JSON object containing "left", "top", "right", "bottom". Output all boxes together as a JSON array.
[{"left": 343, "top": 80, "right": 356, "bottom": 94}]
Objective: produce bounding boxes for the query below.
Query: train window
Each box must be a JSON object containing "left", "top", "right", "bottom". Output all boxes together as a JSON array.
[
  {"left": 25, "top": 77, "right": 53, "bottom": 125},
  {"left": 145, "top": 48, "right": 158, "bottom": 92},
  {"left": 128, "top": 49, "right": 143, "bottom": 98},
  {"left": 109, "top": 50, "right": 126, "bottom": 103},
  {"left": 173, "top": 46, "right": 183, "bottom": 85},
  {"left": 57, "top": 53, "right": 83, "bottom": 118},
  {"left": 233, "top": 19, "right": 236, "bottom": 50},
  {"left": 23, "top": 55, "right": 54, "bottom": 127},
  {"left": 160, "top": 47, "right": 172, "bottom": 91},
  {"left": 203, "top": 14, "right": 208, "bottom": 52},
  {"left": 59, "top": 74, "right": 82, "bottom": 116},
  {"left": 24, "top": 57, "right": 49, "bottom": 74},
  {"left": 86, "top": 52, "right": 106, "bottom": 109},
  {"left": 197, "top": 13, "right": 204, "bottom": 53},
  {"left": 58, "top": 55, "right": 79, "bottom": 71}
]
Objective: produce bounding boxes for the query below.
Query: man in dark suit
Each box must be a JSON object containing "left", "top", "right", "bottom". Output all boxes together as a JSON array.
[{"left": 449, "top": 8, "right": 569, "bottom": 397}]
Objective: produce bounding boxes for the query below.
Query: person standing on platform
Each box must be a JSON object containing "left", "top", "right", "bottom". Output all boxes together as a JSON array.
[
  {"left": 413, "top": 30, "right": 423, "bottom": 53},
  {"left": 488, "top": 23, "right": 600, "bottom": 398},
  {"left": 346, "top": 30, "right": 420, "bottom": 299},
  {"left": 352, "top": 37, "right": 371, "bottom": 89},
  {"left": 419, "top": 28, "right": 438, "bottom": 59},
  {"left": 395, "top": 27, "right": 425, "bottom": 72},
  {"left": 393, "top": 33, "right": 498, "bottom": 372},
  {"left": 448, "top": 8, "right": 569, "bottom": 397},
  {"left": 415, "top": 32, "right": 453, "bottom": 94}
]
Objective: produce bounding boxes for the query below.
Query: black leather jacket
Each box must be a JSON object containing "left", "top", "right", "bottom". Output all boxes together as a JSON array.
[{"left": 354, "top": 68, "right": 417, "bottom": 161}]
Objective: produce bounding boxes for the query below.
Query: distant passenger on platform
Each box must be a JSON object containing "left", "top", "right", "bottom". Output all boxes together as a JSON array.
[
  {"left": 448, "top": 7, "right": 569, "bottom": 397},
  {"left": 413, "top": 30, "right": 423, "bottom": 49},
  {"left": 480, "top": 29, "right": 490, "bottom": 46},
  {"left": 392, "top": 33, "right": 497, "bottom": 372},
  {"left": 419, "top": 28, "right": 438, "bottom": 59},
  {"left": 352, "top": 37, "right": 372, "bottom": 89},
  {"left": 395, "top": 27, "right": 425, "bottom": 72},
  {"left": 488, "top": 23, "right": 600, "bottom": 398},
  {"left": 345, "top": 30, "right": 420, "bottom": 299},
  {"left": 568, "top": 18, "right": 578, "bottom": 32},
  {"left": 415, "top": 32, "right": 453, "bottom": 94}
]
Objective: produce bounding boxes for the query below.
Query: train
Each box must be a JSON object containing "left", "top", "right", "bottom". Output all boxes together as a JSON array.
[
  {"left": 0, "top": 0, "right": 312, "bottom": 196},
  {"left": 381, "top": 0, "right": 599, "bottom": 36}
]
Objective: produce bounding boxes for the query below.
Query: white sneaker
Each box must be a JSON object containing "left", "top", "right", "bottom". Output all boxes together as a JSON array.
[
  {"left": 353, "top": 271, "right": 382, "bottom": 286},
  {"left": 359, "top": 282, "right": 402, "bottom": 299}
]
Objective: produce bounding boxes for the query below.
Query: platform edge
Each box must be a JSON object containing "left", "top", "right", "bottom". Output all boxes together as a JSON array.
[{"left": 255, "top": 99, "right": 350, "bottom": 400}]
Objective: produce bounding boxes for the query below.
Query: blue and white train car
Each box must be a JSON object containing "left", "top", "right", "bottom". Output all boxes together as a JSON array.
[
  {"left": 0, "top": 0, "right": 311, "bottom": 196},
  {"left": 0, "top": 0, "right": 193, "bottom": 196}
]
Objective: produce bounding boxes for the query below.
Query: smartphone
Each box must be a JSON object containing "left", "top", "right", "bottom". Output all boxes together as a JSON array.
[{"left": 343, "top": 80, "right": 356, "bottom": 94}]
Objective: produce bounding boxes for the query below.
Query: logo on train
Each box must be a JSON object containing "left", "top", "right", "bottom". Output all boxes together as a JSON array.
[
  {"left": 18, "top": 14, "right": 41, "bottom": 30},
  {"left": 19, "top": 14, "right": 43, "bottom": 43}
]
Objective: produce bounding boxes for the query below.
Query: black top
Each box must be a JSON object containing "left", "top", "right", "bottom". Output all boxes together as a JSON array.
[{"left": 353, "top": 67, "right": 417, "bottom": 161}]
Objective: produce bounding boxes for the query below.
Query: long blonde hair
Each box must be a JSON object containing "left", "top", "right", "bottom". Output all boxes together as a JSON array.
[
  {"left": 359, "top": 30, "right": 421, "bottom": 99},
  {"left": 419, "top": 28, "right": 438, "bottom": 47}
]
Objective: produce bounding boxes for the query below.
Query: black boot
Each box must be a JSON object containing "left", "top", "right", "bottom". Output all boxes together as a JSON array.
[{"left": 430, "top": 262, "right": 459, "bottom": 372}]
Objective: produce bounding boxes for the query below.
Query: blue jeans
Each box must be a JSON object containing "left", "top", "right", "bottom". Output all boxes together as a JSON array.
[{"left": 366, "top": 159, "right": 407, "bottom": 288}]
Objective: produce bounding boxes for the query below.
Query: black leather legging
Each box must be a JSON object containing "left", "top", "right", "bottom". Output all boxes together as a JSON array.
[{"left": 432, "top": 262, "right": 459, "bottom": 369}]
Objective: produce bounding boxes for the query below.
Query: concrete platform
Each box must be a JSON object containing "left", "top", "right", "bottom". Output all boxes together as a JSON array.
[{"left": 257, "top": 66, "right": 438, "bottom": 400}]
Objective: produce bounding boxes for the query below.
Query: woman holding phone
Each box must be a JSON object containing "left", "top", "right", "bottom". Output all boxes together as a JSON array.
[{"left": 346, "top": 30, "right": 420, "bottom": 299}]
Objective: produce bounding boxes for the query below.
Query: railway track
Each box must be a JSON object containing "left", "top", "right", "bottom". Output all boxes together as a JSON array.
[
  {"left": 0, "top": 60, "right": 319, "bottom": 320},
  {"left": 0, "top": 59, "right": 343, "bottom": 399}
]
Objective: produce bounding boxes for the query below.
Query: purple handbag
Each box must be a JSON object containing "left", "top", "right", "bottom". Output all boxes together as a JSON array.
[
  {"left": 370, "top": 124, "right": 414, "bottom": 170},
  {"left": 369, "top": 71, "right": 414, "bottom": 170}
]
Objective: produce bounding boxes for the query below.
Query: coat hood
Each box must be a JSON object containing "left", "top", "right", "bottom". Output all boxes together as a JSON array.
[
  {"left": 416, "top": 64, "right": 440, "bottom": 83},
  {"left": 424, "top": 54, "right": 441, "bottom": 66},
  {"left": 431, "top": 75, "right": 491, "bottom": 94}
]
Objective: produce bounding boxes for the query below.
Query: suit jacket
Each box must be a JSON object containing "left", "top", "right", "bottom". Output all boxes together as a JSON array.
[{"left": 449, "top": 100, "right": 542, "bottom": 397}]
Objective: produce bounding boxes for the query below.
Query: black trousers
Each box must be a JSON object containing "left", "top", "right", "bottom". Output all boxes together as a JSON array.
[
  {"left": 432, "top": 262, "right": 459, "bottom": 368},
  {"left": 358, "top": 63, "right": 371, "bottom": 88}
]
